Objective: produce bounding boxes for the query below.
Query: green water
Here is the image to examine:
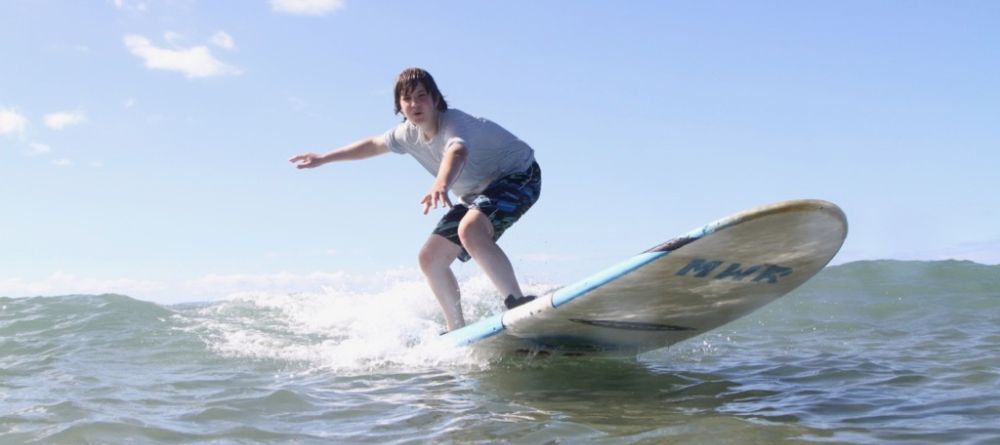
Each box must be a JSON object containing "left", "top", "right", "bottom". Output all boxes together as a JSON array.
[{"left": 2, "top": 260, "right": 998, "bottom": 444}]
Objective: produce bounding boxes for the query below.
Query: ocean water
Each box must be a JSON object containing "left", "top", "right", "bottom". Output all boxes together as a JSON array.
[{"left": 2, "top": 260, "right": 998, "bottom": 444}]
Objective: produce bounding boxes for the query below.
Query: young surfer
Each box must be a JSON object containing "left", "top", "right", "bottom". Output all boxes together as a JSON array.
[{"left": 289, "top": 67, "right": 541, "bottom": 332}]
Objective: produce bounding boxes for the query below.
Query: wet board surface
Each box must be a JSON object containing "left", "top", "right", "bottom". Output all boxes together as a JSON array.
[{"left": 440, "top": 199, "right": 848, "bottom": 357}]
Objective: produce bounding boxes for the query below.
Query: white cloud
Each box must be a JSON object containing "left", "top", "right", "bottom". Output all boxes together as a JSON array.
[
  {"left": 181, "top": 268, "right": 423, "bottom": 298},
  {"left": 123, "top": 34, "right": 242, "bottom": 79},
  {"left": 209, "top": 31, "right": 236, "bottom": 50},
  {"left": 0, "top": 107, "right": 28, "bottom": 135},
  {"left": 183, "top": 271, "right": 349, "bottom": 296},
  {"left": 0, "top": 268, "right": 440, "bottom": 304},
  {"left": 125, "top": 98, "right": 137, "bottom": 109},
  {"left": 28, "top": 143, "right": 51, "bottom": 156},
  {"left": 271, "top": 0, "right": 345, "bottom": 16},
  {"left": 53, "top": 158, "right": 72, "bottom": 167},
  {"left": 0, "top": 272, "right": 164, "bottom": 297},
  {"left": 896, "top": 240, "right": 1000, "bottom": 265},
  {"left": 43, "top": 111, "right": 86, "bottom": 130}
]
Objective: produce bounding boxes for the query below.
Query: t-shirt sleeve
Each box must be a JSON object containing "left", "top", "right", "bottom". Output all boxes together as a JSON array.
[
  {"left": 383, "top": 125, "right": 407, "bottom": 154},
  {"left": 444, "top": 136, "right": 466, "bottom": 151},
  {"left": 441, "top": 118, "right": 467, "bottom": 151}
]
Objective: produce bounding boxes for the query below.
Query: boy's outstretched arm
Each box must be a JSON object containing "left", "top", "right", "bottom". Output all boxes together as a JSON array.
[{"left": 289, "top": 135, "right": 389, "bottom": 169}]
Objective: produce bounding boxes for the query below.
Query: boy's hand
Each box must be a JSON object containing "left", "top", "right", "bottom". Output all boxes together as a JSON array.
[
  {"left": 421, "top": 182, "right": 452, "bottom": 214},
  {"left": 289, "top": 153, "right": 322, "bottom": 169}
]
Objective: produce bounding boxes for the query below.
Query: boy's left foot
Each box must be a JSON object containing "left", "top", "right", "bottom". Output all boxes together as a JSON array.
[{"left": 504, "top": 294, "right": 536, "bottom": 310}]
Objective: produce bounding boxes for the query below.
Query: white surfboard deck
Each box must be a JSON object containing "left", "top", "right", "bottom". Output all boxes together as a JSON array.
[{"left": 440, "top": 199, "right": 848, "bottom": 358}]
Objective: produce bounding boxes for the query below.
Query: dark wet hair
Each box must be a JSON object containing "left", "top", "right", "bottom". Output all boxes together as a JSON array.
[{"left": 393, "top": 67, "right": 448, "bottom": 117}]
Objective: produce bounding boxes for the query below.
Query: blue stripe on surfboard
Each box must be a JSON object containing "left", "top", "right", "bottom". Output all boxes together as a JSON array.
[
  {"left": 444, "top": 223, "right": 711, "bottom": 346},
  {"left": 443, "top": 313, "right": 504, "bottom": 346},
  {"left": 547, "top": 217, "right": 733, "bottom": 308},
  {"left": 445, "top": 253, "right": 666, "bottom": 346},
  {"left": 550, "top": 251, "right": 666, "bottom": 307},
  {"left": 443, "top": 212, "right": 732, "bottom": 347}
]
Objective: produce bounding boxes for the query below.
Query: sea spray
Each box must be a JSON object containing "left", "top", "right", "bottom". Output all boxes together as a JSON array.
[{"left": 178, "top": 273, "right": 553, "bottom": 373}]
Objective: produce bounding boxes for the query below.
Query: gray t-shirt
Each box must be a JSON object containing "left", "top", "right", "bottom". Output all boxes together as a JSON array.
[{"left": 383, "top": 109, "right": 535, "bottom": 203}]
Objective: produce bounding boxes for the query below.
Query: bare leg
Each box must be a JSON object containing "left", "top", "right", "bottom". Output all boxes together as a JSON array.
[
  {"left": 418, "top": 235, "right": 465, "bottom": 331},
  {"left": 458, "top": 209, "right": 525, "bottom": 300}
]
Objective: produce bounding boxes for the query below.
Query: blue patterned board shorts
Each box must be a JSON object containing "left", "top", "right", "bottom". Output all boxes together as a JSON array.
[{"left": 433, "top": 162, "right": 541, "bottom": 262}]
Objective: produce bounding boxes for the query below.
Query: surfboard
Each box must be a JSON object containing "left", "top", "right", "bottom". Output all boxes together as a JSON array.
[{"left": 440, "top": 199, "right": 848, "bottom": 358}]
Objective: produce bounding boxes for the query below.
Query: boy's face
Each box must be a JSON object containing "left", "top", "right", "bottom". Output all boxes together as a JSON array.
[{"left": 399, "top": 83, "right": 438, "bottom": 126}]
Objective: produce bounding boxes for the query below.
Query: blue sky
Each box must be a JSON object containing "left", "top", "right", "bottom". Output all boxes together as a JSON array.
[{"left": 2, "top": 1, "right": 998, "bottom": 302}]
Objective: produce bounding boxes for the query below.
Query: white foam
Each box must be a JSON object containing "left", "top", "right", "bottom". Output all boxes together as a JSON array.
[{"left": 181, "top": 271, "right": 553, "bottom": 373}]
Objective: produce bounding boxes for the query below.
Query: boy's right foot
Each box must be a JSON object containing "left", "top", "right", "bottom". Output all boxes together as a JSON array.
[{"left": 504, "top": 294, "right": 536, "bottom": 310}]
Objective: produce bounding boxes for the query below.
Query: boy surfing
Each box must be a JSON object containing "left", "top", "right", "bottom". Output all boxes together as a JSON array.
[{"left": 290, "top": 68, "right": 541, "bottom": 332}]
